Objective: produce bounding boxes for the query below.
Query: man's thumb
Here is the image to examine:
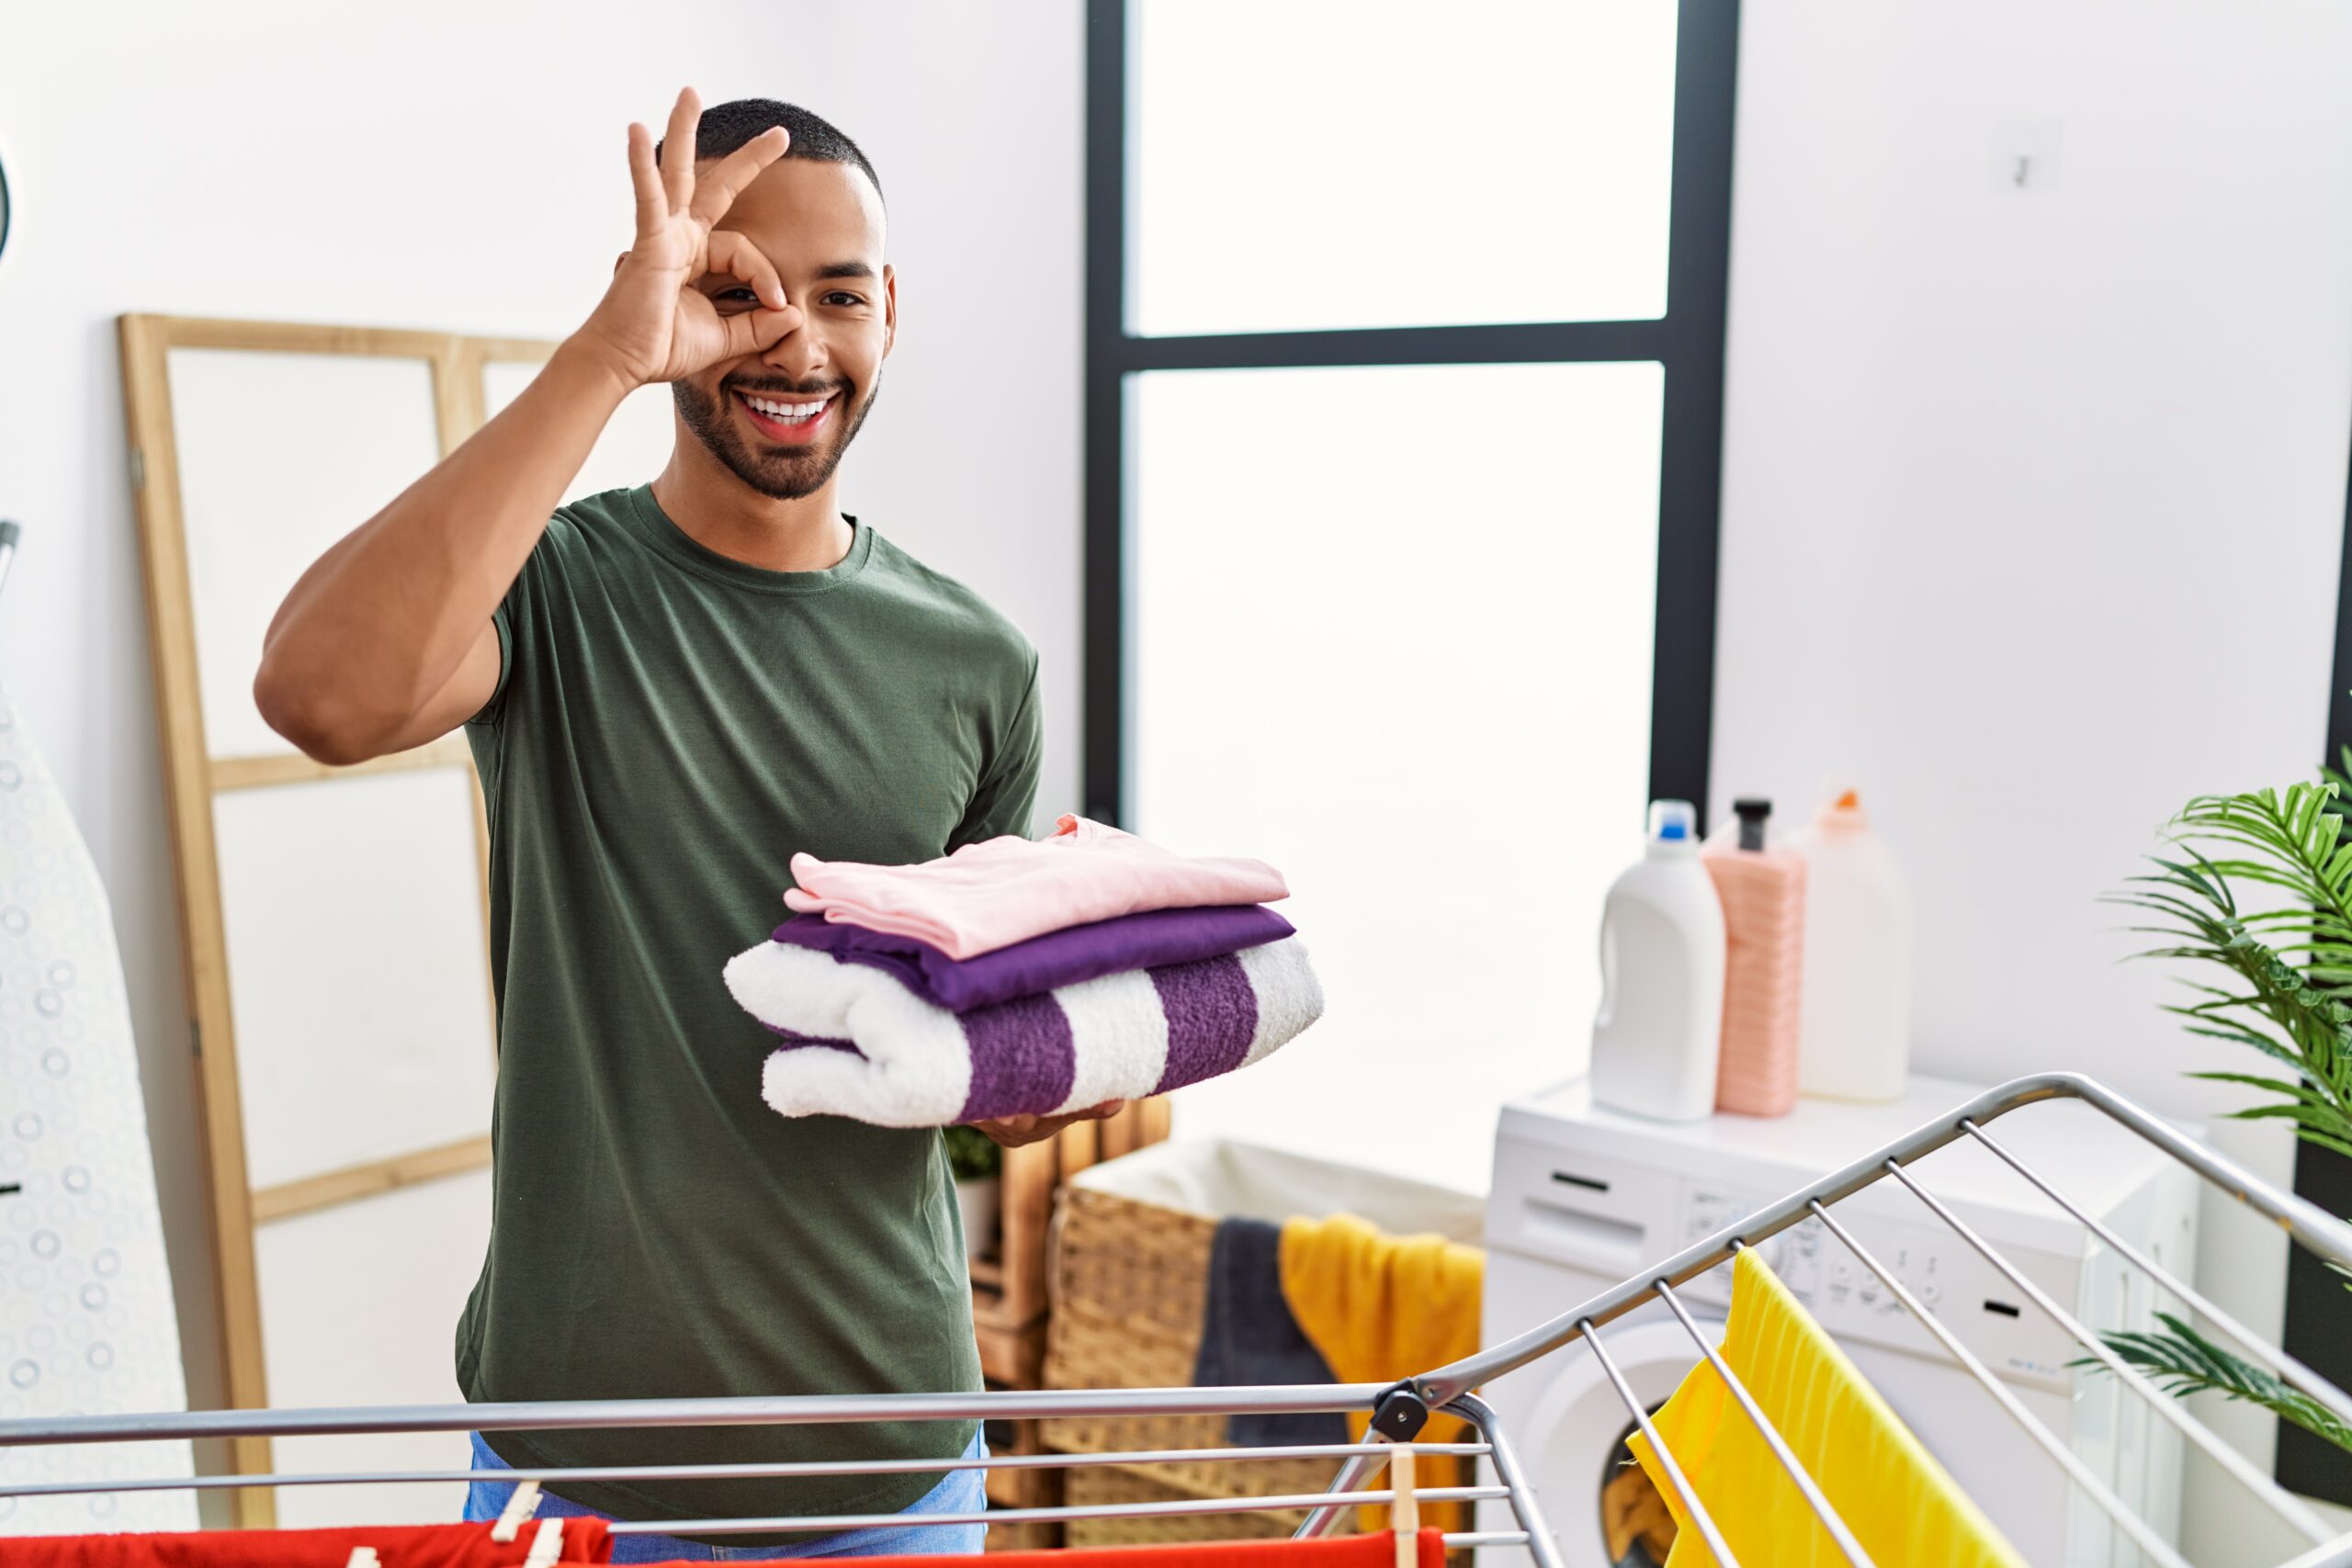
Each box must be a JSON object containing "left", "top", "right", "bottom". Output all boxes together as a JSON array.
[{"left": 752, "top": 305, "right": 801, "bottom": 344}]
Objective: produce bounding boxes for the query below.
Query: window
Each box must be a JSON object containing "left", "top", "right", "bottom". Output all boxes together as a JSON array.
[{"left": 1086, "top": 0, "right": 1739, "bottom": 1185}]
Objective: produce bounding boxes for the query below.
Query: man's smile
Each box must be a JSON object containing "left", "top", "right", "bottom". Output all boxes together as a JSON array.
[{"left": 735, "top": 388, "right": 838, "bottom": 446}]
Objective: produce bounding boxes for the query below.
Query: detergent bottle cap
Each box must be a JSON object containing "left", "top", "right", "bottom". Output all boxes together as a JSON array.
[
  {"left": 1817, "top": 781, "right": 1870, "bottom": 829},
  {"left": 1646, "top": 799, "right": 1701, "bottom": 856},
  {"left": 1732, "top": 797, "right": 1772, "bottom": 852}
]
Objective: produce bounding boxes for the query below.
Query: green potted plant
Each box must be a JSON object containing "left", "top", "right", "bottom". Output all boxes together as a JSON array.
[
  {"left": 943, "top": 1124, "right": 1003, "bottom": 1262},
  {"left": 2109, "top": 778, "right": 2352, "bottom": 1455}
]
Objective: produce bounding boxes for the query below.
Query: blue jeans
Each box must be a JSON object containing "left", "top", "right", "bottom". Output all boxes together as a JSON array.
[{"left": 462, "top": 1427, "right": 989, "bottom": 1562}]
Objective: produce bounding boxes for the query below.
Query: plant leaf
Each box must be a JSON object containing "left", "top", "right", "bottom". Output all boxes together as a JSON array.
[{"left": 2093, "top": 1315, "right": 2352, "bottom": 1455}]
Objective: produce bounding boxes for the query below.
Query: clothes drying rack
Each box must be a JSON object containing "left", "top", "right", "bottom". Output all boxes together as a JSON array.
[{"left": 4, "top": 1072, "right": 2351, "bottom": 1568}]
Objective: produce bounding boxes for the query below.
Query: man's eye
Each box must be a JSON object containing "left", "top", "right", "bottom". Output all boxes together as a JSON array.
[{"left": 823, "top": 292, "right": 866, "bottom": 308}]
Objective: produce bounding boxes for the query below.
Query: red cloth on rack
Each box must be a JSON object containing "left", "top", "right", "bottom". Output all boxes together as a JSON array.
[
  {"left": 0, "top": 1517, "right": 614, "bottom": 1566},
  {"left": 630, "top": 1530, "right": 1444, "bottom": 1568}
]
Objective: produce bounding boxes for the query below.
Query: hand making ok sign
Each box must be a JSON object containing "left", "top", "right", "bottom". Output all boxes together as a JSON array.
[{"left": 576, "top": 87, "right": 798, "bottom": 390}]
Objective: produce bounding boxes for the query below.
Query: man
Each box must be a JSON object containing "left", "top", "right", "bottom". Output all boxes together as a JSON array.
[{"left": 256, "top": 89, "right": 1116, "bottom": 1559}]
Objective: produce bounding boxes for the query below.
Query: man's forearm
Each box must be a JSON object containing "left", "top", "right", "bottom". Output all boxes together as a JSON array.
[{"left": 255, "top": 338, "right": 637, "bottom": 759}]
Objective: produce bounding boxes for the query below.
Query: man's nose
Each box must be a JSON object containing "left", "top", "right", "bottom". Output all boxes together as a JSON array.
[{"left": 760, "top": 305, "right": 826, "bottom": 380}]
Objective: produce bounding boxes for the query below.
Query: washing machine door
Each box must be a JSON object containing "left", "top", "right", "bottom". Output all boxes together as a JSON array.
[{"left": 1487, "top": 1313, "right": 1715, "bottom": 1568}]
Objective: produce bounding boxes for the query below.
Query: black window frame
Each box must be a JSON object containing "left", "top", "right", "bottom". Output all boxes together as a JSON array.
[
  {"left": 1081, "top": 0, "right": 1743, "bottom": 827},
  {"left": 2290, "top": 423, "right": 2352, "bottom": 1505}
]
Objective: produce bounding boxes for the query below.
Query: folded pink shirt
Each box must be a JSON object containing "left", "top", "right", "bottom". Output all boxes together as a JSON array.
[{"left": 783, "top": 815, "right": 1289, "bottom": 960}]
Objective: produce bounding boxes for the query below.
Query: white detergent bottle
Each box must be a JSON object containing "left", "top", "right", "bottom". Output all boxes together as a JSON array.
[
  {"left": 1790, "top": 784, "right": 1913, "bottom": 1101},
  {"left": 1590, "top": 800, "right": 1727, "bottom": 1122}
]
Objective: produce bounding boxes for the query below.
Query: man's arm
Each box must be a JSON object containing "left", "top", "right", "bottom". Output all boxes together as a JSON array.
[
  {"left": 254, "top": 88, "right": 797, "bottom": 763},
  {"left": 254, "top": 349, "right": 633, "bottom": 761}
]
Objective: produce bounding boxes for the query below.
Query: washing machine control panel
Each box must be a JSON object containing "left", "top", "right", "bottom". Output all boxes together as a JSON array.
[{"left": 1675, "top": 1187, "right": 2075, "bottom": 1393}]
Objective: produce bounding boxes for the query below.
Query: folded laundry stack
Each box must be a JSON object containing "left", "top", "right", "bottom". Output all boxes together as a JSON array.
[{"left": 724, "top": 816, "right": 1323, "bottom": 1128}]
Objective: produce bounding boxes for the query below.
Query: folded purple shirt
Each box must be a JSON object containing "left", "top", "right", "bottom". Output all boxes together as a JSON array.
[{"left": 771, "top": 903, "right": 1295, "bottom": 1012}]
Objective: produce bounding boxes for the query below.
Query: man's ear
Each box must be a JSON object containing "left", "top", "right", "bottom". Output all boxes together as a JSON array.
[{"left": 882, "top": 264, "right": 898, "bottom": 359}]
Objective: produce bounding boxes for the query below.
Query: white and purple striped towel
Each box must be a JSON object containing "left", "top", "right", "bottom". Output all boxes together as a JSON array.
[{"left": 722, "top": 936, "right": 1323, "bottom": 1127}]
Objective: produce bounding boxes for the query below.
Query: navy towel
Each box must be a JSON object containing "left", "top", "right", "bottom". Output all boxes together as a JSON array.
[{"left": 1190, "top": 1215, "right": 1351, "bottom": 1447}]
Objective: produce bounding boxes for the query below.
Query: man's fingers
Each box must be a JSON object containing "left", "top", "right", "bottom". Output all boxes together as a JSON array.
[
  {"left": 626, "top": 123, "right": 665, "bottom": 242},
  {"left": 967, "top": 1099, "right": 1132, "bottom": 1148},
  {"left": 720, "top": 306, "right": 800, "bottom": 362},
  {"left": 659, "top": 87, "right": 702, "bottom": 212},
  {"left": 972, "top": 1114, "right": 1038, "bottom": 1149},
  {"left": 705, "top": 231, "right": 789, "bottom": 312},
  {"left": 690, "top": 127, "right": 790, "bottom": 229}
]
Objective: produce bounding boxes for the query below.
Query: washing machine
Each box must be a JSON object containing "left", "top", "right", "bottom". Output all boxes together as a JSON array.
[{"left": 1476, "top": 1074, "right": 2199, "bottom": 1566}]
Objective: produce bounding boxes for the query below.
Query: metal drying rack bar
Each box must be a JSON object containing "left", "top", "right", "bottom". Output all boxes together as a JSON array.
[
  {"left": 1362, "top": 1071, "right": 2352, "bottom": 1568},
  {"left": 2, "top": 1073, "right": 2348, "bottom": 1568}
]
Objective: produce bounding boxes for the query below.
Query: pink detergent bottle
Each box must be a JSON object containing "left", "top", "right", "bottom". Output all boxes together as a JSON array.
[{"left": 1701, "top": 797, "right": 1806, "bottom": 1116}]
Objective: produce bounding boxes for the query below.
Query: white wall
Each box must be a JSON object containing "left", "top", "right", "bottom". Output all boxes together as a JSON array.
[
  {"left": 1713, "top": 0, "right": 2352, "bottom": 1123},
  {"left": 1712, "top": 4, "right": 2352, "bottom": 1551},
  {"left": 0, "top": 0, "right": 1079, "bottom": 1452}
]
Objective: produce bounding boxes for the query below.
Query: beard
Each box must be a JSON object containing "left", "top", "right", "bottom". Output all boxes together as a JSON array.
[{"left": 673, "top": 370, "right": 880, "bottom": 502}]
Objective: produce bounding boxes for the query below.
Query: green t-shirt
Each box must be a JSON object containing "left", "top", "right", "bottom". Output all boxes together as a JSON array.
[{"left": 458, "top": 485, "right": 1040, "bottom": 1536}]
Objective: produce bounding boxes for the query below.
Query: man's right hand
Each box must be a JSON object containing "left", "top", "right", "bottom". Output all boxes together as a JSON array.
[{"left": 572, "top": 87, "right": 799, "bottom": 391}]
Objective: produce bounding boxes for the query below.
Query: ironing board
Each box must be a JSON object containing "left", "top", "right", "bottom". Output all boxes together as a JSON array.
[{"left": 0, "top": 523, "right": 197, "bottom": 1532}]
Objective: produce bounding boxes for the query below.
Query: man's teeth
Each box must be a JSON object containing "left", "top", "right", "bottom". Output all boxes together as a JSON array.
[{"left": 743, "top": 393, "right": 829, "bottom": 423}]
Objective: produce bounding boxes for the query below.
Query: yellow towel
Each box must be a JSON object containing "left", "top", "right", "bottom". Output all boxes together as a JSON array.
[
  {"left": 1627, "top": 1248, "right": 2024, "bottom": 1568},
  {"left": 1279, "top": 1213, "right": 1484, "bottom": 1533}
]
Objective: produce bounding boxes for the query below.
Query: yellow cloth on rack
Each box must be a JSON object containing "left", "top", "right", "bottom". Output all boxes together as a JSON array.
[
  {"left": 1279, "top": 1213, "right": 1484, "bottom": 1534},
  {"left": 1627, "top": 1248, "right": 2025, "bottom": 1568}
]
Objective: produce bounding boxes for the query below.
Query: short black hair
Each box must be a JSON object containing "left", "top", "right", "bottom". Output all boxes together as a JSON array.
[{"left": 659, "top": 98, "right": 883, "bottom": 205}]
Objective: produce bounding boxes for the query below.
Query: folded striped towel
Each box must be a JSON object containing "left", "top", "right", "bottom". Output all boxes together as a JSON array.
[{"left": 722, "top": 937, "right": 1324, "bottom": 1127}]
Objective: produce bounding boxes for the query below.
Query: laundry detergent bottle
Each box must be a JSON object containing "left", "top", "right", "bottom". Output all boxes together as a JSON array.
[
  {"left": 1590, "top": 800, "right": 1727, "bottom": 1122},
  {"left": 1702, "top": 798, "right": 1807, "bottom": 1117},
  {"left": 1791, "top": 784, "right": 1913, "bottom": 1101}
]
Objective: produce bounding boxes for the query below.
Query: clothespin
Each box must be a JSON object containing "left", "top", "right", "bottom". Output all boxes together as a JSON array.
[
  {"left": 523, "top": 1517, "right": 566, "bottom": 1568},
  {"left": 1390, "top": 1444, "right": 1419, "bottom": 1568},
  {"left": 492, "top": 1478, "right": 543, "bottom": 1543},
  {"left": 345, "top": 1550, "right": 381, "bottom": 1568}
]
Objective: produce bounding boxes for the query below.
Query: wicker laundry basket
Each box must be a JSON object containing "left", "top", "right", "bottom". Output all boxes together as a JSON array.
[{"left": 1039, "top": 1139, "right": 1485, "bottom": 1546}]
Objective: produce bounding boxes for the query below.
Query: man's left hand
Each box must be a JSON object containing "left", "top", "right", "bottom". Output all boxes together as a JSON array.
[{"left": 970, "top": 1100, "right": 1127, "bottom": 1149}]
